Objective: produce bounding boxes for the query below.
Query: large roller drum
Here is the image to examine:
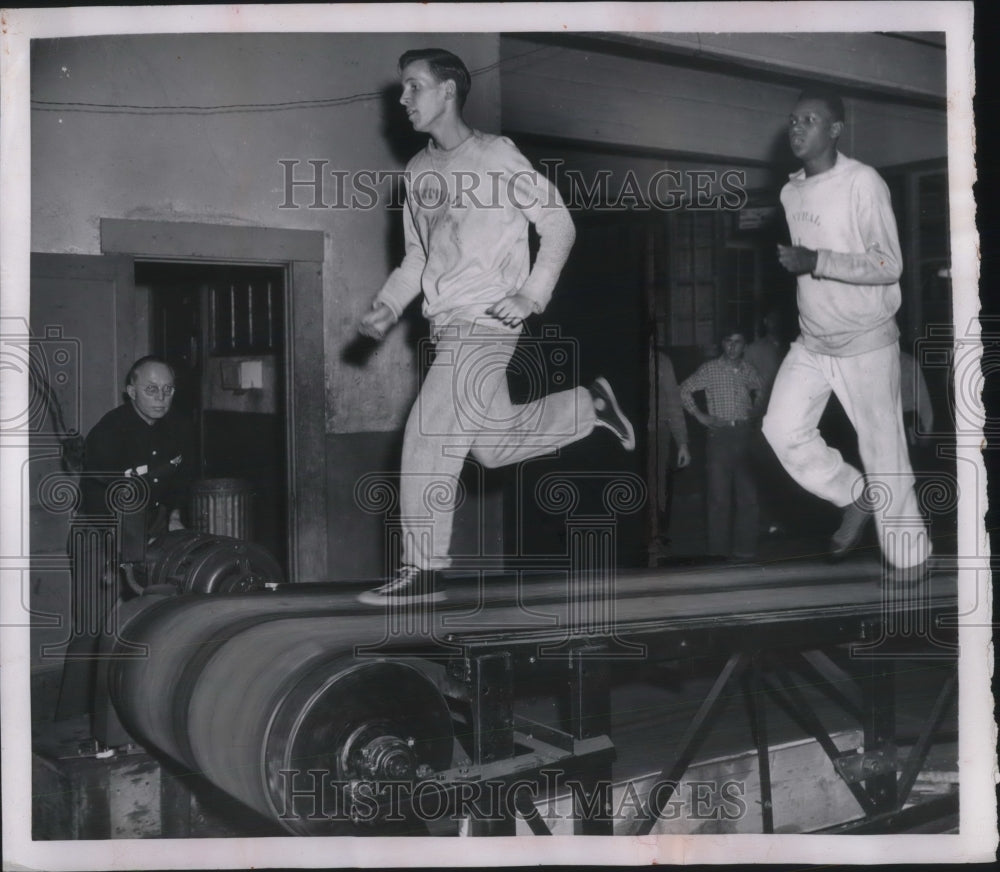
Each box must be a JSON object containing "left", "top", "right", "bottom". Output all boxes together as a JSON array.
[
  {"left": 139, "top": 530, "right": 282, "bottom": 593},
  {"left": 185, "top": 618, "right": 454, "bottom": 835},
  {"left": 109, "top": 590, "right": 350, "bottom": 766},
  {"left": 108, "top": 594, "right": 454, "bottom": 835},
  {"left": 93, "top": 588, "right": 182, "bottom": 748}
]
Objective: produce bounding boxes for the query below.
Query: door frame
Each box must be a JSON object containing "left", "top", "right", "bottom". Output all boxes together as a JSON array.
[{"left": 100, "top": 218, "right": 326, "bottom": 582}]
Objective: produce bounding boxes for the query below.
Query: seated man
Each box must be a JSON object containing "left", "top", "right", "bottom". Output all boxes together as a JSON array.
[
  {"left": 79, "top": 356, "right": 193, "bottom": 551},
  {"left": 57, "top": 355, "right": 194, "bottom": 720}
]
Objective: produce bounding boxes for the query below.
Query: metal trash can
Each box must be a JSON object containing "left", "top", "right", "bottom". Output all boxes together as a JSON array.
[{"left": 190, "top": 478, "right": 253, "bottom": 540}]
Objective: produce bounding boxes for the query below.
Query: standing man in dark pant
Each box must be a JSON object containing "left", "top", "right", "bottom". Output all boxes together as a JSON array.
[
  {"left": 57, "top": 356, "right": 194, "bottom": 720},
  {"left": 680, "top": 328, "right": 764, "bottom": 561}
]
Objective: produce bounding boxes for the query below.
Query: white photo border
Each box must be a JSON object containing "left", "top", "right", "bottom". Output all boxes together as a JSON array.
[{"left": 1, "top": 2, "right": 989, "bottom": 868}]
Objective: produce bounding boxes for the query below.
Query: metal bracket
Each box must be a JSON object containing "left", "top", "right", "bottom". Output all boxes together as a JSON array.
[
  {"left": 834, "top": 748, "right": 899, "bottom": 785},
  {"left": 445, "top": 656, "right": 472, "bottom": 685}
]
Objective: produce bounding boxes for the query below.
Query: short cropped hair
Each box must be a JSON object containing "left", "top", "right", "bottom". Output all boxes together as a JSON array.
[
  {"left": 796, "top": 88, "right": 845, "bottom": 124},
  {"left": 719, "top": 323, "right": 750, "bottom": 343},
  {"left": 126, "top": 355, "right": 174, "bottom": 387},
  {"left": 399, "top": 48, "right": 471, "bottom": 109}
]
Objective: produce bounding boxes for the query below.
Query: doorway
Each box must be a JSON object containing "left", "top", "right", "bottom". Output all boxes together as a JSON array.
[{"left": 135, "top": 261, "right": 288, "bottom": 571}]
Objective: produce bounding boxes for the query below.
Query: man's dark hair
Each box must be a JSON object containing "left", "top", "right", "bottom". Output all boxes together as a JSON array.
[
  {"left": 796, "top": 88, "right": 845, "bottom": 124},
  {"left": 719, "top": 322, "right": 750, "bottom": 343},
  {"left": 399, "top": 48, "right": 471, "bottom": 109},
  {"left": 126, "top": 355, "right": 174, "bottom": 387}
]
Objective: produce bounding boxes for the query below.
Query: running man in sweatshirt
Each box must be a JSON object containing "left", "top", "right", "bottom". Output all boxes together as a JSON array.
[
  {"left": 357, "top": 48, "right": 634, "bottom": 605},
  {"left": 762, "top": 89, "right": 930, "bottom": 582}
]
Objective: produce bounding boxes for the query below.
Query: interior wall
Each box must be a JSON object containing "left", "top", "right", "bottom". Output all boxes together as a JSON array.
[
  {"left": 31, "top": 33, "right": 501, "bottom": 435},
  {"left": 500, "top": 37, "right": 947, "bottom": 171},
  {"left": 29, "top": 34, "right": 502, "bottom": 594},
  {"left": 28, "top": 32, "right": 949, "bottom": 590},
  {"left": 498, "top": 34, "right": 949, "bottom": 568}
]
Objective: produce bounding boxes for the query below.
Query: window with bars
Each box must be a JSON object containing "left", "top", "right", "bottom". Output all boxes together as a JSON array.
[
  {"left": 668, "top": 211, "right": 724, "bottom": 348},
  {"left": 206, "top": 267, "right": 285, "bottom": 355}
]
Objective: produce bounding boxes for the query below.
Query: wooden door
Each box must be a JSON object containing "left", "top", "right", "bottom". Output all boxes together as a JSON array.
[{"left": 28, "top": 253, "right": 135, "bottom": 666}]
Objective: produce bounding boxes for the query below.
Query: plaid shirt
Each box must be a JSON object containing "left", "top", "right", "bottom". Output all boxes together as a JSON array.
[{"left": 680, "top": 357, "right": 763, "bottom": 422}]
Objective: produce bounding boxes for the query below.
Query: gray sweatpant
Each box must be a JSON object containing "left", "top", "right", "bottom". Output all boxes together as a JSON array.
[
  {"left": 762, "top": 340, "right": 930, "bottom": 569},
  {"left": 399, "top": 319, "right": 596, "bottom": 570}
]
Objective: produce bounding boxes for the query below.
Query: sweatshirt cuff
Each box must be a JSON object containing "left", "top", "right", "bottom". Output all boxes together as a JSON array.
[
  {"left": 373, "top": 295, "right": 403, "bottom": 320},
  {"left": 519, "top": 268, "right": 559, "bottom": 312},
  {"left": 812, "top": 249, "right": 831, "bottom": 278}
]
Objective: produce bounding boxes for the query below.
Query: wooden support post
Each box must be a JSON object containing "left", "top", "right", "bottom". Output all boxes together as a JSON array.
[
  {"left": 159, "top": 765, "right": 193, "bottom": 838},
  {"left": 69, "top": 758, "right": 112, "bottom": 839},
  {"left": 568, "top": 651, "right": 614, "bottom": 835},
  {"left": 465, "top": 651, "right": 515, "bottom": 836},
  {"left": 469, "top": 651, "right": 514, "bottom": 766}
]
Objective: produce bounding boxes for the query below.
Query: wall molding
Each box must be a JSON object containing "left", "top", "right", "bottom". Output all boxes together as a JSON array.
[{"left": 100, "top": 218, "right": 325, "bottom": 264}]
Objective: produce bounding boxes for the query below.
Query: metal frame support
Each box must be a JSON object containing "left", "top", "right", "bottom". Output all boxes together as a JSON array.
[
  {"left": 448, "top": 638, "right": 954, "bottom": 837},
  {"left": 741, "top": 653, "right": 773, "bottom": 833},
  {"left": 896, "top": 670, "right": 957, "bottom": 806},
  {"left": 635, "top": 650, "right": 751, "bottom": 836},
  {"left": 860, "top": 656, "right": 899, "bottom": 813},
  {"left": 764, "top": 655, "right": 880, "bottom": 817}
]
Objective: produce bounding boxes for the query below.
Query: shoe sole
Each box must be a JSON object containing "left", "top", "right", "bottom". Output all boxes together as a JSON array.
[
  {"left": 594, "top": 377, "right": 636, "bottom": 451},
  {"left": 357, "top": 589, "right": 447, "bottom": 606},
  {"left": 829, "top": 513, "right": 872, "bottom": 559}
]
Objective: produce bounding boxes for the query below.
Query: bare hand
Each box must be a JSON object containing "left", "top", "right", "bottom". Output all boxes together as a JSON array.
[
  {"left": 777, "top": 244, "right": 818, "bottom": 275},
  {"left": 486, "top": 294, "right": 535, "bottom": 328},
  {"left": 359, "top": 303, "right": 396, "bottom": 340},
  {"left": 676, "top": 443, "right": 691, "bottom": 469},
  {"left": 168, "top": 509, "right": 185, "bottom": 532}
]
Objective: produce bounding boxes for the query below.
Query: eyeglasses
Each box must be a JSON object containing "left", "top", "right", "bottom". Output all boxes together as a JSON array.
[{"left": 141, "top": 384, "right": 175, "bottom": 399}]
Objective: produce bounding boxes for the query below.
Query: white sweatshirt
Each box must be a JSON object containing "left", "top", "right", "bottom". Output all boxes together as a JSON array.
[
  {"left": 375, "top": 131, "right": 576, "bottom": 330},
  {"left": 781, "top": 152, "right": 903, "bottom": 356}
]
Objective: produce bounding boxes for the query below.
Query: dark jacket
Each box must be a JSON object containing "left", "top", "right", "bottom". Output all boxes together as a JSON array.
[{"left": 80, "top": 403, "right": 195, "bottom": 549}]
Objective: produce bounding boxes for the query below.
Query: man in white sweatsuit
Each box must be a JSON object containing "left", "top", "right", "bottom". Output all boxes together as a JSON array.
[
  {"left": 357, "top": 49, "right": 635, "bottom": 604},
  {"left": 762, "top": 90, "right": 930, "bottom": 582}
]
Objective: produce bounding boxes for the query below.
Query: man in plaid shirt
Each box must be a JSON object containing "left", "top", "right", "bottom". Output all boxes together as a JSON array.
[{"left": 680, "top": 327, "right": 764, "bottom": 560}]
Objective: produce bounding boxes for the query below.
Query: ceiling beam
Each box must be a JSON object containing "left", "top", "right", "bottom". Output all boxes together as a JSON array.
[
  {"left": 515, "top": 32, "right": 946, "bottom": 109},
  {"left": 508, "top": 130, "right": 777, "bottom": 171}
]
